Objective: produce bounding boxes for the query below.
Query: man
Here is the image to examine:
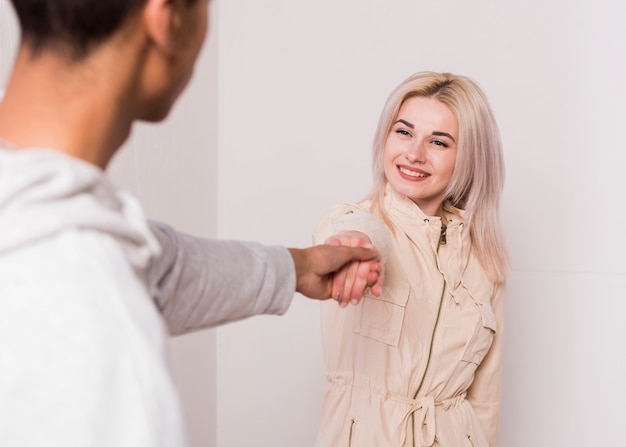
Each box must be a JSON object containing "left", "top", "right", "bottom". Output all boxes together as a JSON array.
[{"left": 0, "top": 0, "right": 382, "bottom": 445}]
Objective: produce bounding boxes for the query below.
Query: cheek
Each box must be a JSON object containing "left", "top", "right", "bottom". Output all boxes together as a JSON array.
[
  {"left": 382, "top": 145, "right": 397, "bottom": 174},
  {"left": 383, "top": 140, "right": 401, "bottom": 164},
  {"left": 197, "top": 16, "right": 209, "bottom": 52},
  {"left": 442, "top": 151, "right": 457, "bottom": 178}
]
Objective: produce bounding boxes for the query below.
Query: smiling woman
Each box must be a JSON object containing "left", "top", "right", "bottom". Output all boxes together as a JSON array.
[{"left": 313, "top": 71, "right": 509, "bottom": 447}]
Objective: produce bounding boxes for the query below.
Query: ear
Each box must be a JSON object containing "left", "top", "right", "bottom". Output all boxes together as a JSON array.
[{"left": 143, "top": 0, "right": 183, "bottom": 54}]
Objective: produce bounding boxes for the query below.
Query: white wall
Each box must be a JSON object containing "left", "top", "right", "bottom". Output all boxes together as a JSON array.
[
  {"left": 0, "top": 1, "right": 18, "bottom": 80},
  {"left": 3, "top": 0, "right": 626, "bottom": 446},
  {"left": 216, "top": 0, "right": 626, "bottom": 446}
]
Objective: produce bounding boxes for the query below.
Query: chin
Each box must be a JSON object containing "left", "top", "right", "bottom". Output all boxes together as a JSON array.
[
  {"left": 138, "top": 89, "right": 182, "bottom": 122},
  {"left": 140, "top": 104, "right": 173, "bottom": 123}
]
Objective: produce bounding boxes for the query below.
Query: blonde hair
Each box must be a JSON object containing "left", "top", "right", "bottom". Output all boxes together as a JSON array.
[{"left": 368, "top": 71, "right": 510, "bottom": 283}]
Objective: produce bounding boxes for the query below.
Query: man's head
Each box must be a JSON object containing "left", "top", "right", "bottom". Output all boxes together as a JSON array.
[{"left": 1, "top": 0, "right": 210, "bottom": 166}]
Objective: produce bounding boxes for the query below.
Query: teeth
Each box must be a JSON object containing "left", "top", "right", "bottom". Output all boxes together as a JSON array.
[{"left": 399, "top": 167, "right": 427, "bottom": 178}]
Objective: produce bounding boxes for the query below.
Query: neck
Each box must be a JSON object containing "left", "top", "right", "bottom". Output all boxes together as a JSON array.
[
  {"left": 0, "top": 42, "right": 145, "bottom": 168},
  {"left": 413, "top": 199, "right": 446, "bottom": 222}
]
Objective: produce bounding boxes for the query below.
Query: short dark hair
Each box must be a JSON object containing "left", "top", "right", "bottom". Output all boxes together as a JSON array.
[
  {"left": 10, "top": 0, "right": 147, "bottom": 58},
  {"left": 10, "top": 0, "right": 199, "bottom": 59}
]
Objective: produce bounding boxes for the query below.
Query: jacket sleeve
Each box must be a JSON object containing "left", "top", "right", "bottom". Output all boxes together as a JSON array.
[
  {"left": 147, "top": 221, "right": 296, "bottom": 336},
  {"left": 313, "top": 203, "right": 392, "bottom": 262},
  {"left": 466, "top": 281, "right": 506, "bottom": 446}
]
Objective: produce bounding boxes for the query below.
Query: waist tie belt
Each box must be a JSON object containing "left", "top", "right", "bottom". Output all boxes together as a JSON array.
[{"left": 392, "top": 393, "right": 466, "bottom": 447}]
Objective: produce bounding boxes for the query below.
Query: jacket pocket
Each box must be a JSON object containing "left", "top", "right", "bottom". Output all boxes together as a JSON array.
[
  {"left": 352, "top": 283, "right": 410, "bottom": 347},
  {"left": 460, "top": 301, "right": 496, "bottom": 365}
]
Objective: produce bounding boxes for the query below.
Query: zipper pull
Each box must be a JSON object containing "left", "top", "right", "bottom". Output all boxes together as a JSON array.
[{"left": 439, "top": 223, "right": 447, "bottom": 245}]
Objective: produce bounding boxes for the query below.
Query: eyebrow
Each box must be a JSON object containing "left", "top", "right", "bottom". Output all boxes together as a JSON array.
[
  {"left": 432, "top": 131, "right": 456, "bottom": 143},
  {"left": 395, "top": 119, "right": 414, "bottom": 129},
  {"left": 394, "top": 120, "right": 456, "bottom": 143}
]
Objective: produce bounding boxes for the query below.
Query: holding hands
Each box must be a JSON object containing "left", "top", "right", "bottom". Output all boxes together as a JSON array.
[
  {"left": 325, "top": 231, "right": 384, "bottom": 307},
  {"left": 289, "top": 236, "right": 383, "bottom": 307}
]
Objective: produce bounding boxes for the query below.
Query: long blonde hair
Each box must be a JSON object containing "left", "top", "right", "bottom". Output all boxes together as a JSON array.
[{"left": 369, "top": 71, "right": 510, "bottom": 283}]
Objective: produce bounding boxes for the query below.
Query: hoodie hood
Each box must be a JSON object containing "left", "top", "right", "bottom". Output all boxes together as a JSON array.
[{"left": 0, "top": 143, "right": 160, "bottom": 270}]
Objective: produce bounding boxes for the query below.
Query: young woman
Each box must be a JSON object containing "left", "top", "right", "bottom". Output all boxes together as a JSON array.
[{"left": 314, "top": 71, "right": 509, "bottom": 447}]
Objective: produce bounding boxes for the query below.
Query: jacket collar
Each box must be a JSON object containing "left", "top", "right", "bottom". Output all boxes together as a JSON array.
[{"left": 382, "top": 183, "right": 465, "bottom": 228}]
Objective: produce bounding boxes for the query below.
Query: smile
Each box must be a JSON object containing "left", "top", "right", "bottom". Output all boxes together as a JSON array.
[{"left": 399, "top": 167, "right": 428, "bottom": 178}]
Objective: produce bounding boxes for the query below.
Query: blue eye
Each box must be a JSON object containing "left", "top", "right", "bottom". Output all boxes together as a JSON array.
[
  {"left": 396, "top": 129, "right": 411, "bottom": 136},
  {"left": 432, "top": 140, "right": 448, "bottom": 148}
]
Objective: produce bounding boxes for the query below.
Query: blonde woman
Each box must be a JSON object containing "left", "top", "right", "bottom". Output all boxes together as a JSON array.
[{"left": 314, "top": 72, "right": 509, "bottom": 447}]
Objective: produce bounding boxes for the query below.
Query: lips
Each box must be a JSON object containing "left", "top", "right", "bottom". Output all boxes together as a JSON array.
[{"left": 398, "top": 166, "right": 429, "bottom": 178}]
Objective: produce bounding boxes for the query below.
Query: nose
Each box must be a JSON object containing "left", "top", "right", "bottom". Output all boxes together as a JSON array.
[{"left": 405, "top": 142, "right": 426, "bottom": 164}]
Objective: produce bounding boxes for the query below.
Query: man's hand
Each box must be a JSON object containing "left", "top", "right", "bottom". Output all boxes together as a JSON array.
[{"left": 288, "top": 244, "right": 382, "bottom": 304}]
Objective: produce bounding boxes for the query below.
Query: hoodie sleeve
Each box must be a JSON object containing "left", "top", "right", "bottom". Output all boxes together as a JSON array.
[{"left": 147, "top": 221, "right": 296, "bottom": 336}]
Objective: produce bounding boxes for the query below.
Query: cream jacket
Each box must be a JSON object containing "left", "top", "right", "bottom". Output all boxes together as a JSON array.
[{"left": 314, "top": 185, "right": 505, "bottom": 447}]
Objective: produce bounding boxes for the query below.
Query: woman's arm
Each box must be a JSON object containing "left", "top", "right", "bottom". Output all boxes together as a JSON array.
[{"left": 466, "top": 282, "right": 506, "bottom": 446}]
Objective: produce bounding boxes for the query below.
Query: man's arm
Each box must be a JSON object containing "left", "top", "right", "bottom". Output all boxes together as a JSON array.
[{"left": 149, "top": 221, "right": 382, "bottom": 336}]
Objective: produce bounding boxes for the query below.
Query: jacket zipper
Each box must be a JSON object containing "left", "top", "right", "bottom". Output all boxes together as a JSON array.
[
  {"left": 439, "top": 223, "right": 447, "bottom": 245},
  {"left": 412, "top": 283, "right": 445, "bottom": 394},
  {"left": 410, "top": 282, "right": 446, "bottom": 447},
  {"left": 412, "top": 226, "right": 447, "bottom": 396},
  {"left": 411, "top": 220, "right": 448, "bottom": 442},
  {"left": 348, "top": 418, "right": 355, "bottom": 446}
]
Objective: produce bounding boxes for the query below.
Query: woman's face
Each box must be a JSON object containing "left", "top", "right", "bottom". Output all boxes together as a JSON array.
[{"left": 383, "top": 96, "right": 458, "bottom": 217}]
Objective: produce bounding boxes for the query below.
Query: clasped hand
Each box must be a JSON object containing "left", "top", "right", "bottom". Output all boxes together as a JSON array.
[
  {"left": 289, "top": 233, "right": 384, "bottom": 306},
  {"left": 325, "top": 231, "right": 384, "bottom": 308}
]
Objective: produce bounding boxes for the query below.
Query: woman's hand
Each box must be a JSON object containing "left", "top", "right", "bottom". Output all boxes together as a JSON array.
[{"left": 325, "top": 231, "right": 384, "bottom": 307}]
